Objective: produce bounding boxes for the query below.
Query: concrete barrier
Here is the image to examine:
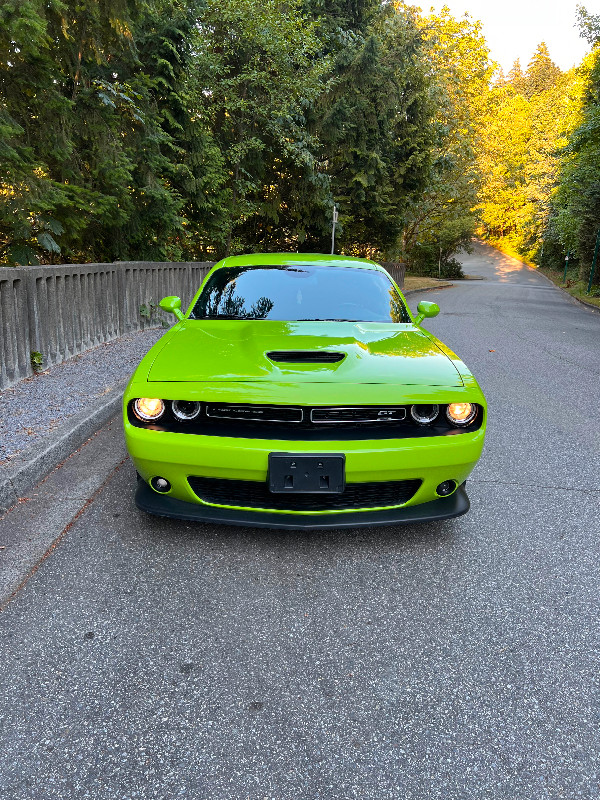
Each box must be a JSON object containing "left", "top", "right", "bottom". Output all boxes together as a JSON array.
[{"left": 0, "top": 261, "right": 214, "bottom": 390}]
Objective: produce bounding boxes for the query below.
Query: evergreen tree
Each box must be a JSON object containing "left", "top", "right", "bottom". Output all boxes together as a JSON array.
[
  {"left": 525, "top": 42, "right": 562, "bottom": 98},
  {"left": 300, "top": 1, "right": 434, "bottom": 256},
  {"left": 507, "top": 59, "right": 528, "bottom": 95},
  {"left": 191, "top": 0, "right": 328, "bottom": 256}
]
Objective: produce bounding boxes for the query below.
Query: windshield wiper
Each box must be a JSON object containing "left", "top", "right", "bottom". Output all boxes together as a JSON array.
[{"left": 296, "top": 318, "right": 359, "bottom": 322}]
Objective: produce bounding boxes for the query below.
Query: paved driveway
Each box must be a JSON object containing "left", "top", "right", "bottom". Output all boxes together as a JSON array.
[{"left": 1, "top": 243, "right": 599, "bottom": 799}]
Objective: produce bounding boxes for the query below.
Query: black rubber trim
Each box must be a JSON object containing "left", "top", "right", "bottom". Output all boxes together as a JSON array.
[
  {"left": 188, "top": 474, "right": 422, "bottom": 511},
  {"left": 134, "top": 480, "right": 469, "bottom": 529}
]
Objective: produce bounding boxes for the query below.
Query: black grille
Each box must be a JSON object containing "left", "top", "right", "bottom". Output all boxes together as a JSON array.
[
  {"left": 206, "top": 403, "right": 303, "bottom": 423},
  {"left": 311, "top": 406, "right": 406, "bottom": 423},
  {"left": 188, "top": 476, "right": 421, "bottom": 511},
  {"left": 266, "top": 350, "right": 345, "bottom": 363}
]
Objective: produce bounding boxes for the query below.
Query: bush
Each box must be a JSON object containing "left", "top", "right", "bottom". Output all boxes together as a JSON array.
[{"left": 405, "top": 245, "right": 465, "bottom": 279}]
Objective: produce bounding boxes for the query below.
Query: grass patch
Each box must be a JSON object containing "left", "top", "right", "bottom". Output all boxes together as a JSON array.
[
  {"left": 537, "top": 268, "right": 600, "bottom": 309},
  {"left": 402, "top": 276, "right": 452, "bottom": 292}
]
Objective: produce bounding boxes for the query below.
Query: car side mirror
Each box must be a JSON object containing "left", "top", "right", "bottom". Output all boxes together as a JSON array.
[
  {"left": 159, "top": 295, "right": 184, "bottom": 321},
  {"left": 414, "top": 300, "right": 440, "bottom": 326}
]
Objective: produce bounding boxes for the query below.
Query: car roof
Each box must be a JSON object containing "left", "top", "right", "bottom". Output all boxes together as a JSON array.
[{"left": 213, "top": 253, "right": 384, "bottom": 271}]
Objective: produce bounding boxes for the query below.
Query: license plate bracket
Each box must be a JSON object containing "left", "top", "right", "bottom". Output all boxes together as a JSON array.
[{"left": 268, "top": 453, "right": 345, "bottom": 494}]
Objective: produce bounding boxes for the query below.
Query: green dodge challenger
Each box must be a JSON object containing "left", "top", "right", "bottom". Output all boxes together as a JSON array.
[{"left": 123, "top": 253, "right": 486, "bottom": 528}]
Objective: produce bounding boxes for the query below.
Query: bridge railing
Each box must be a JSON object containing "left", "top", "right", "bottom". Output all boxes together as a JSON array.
[
  {"left": 380, "top": 261, "right": 406, "bottom": 289},
  {"left": 0, "top": 261, "right": 214, "bottom": 390}
]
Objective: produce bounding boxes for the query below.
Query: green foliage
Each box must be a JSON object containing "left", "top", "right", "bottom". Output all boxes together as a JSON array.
[
  {"left": 9, "top": 0, "right": 569, "bottom": 268},
  {"left": 303, "top": 2, "right": 434, "bottom": 256},
  {"left": 550, "top": 45, "right": 600, "bottom": 286},
  {"left": 30, "top": 351, "right": 44, "bottom": 372},
  {"left": 576, "top": 5, "right": 600, "bottom": 45},
  {"left": 194, "top": 0, "right": 330, "bottom": 255},
  {"left": 140, "top": 299, "right": 170, "bottom": 327}
]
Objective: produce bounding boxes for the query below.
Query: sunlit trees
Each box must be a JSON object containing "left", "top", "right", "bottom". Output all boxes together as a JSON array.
[
  {"left": 546, "top": 7, "right": 600, "bottom": 286},
  {"left": 476, "top": 41, "right": 584, "bottom": 262},
  {"left": 402, "top": 7, "right": 493, "bottom": 276},
  {"left": 475, "top": 7, "right": 600, "bottom": 289},
  {"left": 525, "top": 43, "right": 562, "bottom": 97}
]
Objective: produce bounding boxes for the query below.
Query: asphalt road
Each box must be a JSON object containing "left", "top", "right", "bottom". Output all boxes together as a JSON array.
[{"left": 1, "top": 242, "right": 599, "bottom": 799}]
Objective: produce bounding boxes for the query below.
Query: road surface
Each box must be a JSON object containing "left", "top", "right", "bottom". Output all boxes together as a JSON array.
[{"left": 1, "top": 242, "right": 599, "bottom": 799}]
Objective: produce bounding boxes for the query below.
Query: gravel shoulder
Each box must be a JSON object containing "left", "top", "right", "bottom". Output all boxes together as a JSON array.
[{"left": 0, "top": 328, "right": 163, "bottom": 464}]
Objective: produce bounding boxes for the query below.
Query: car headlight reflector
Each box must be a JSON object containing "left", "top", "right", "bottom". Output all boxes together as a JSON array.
[
  {"left": 172, "top": 400, "right": 201, "bottom": 421},
  {"left": 410, "top": 404, "right": 439, "bottom": 425},
  {"left": 446, "top": 402, "right": 477, "bottom": 426},
  {"left": 133, "top": 397, "right": 165, "bottom": 421}
]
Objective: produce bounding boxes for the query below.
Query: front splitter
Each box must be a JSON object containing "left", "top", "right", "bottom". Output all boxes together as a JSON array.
[{"left": 135, "top": 479, "right": 469, "bottom": 530}]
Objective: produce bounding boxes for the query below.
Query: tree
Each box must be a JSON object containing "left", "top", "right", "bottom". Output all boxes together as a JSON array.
[
  {"left": 190, "top": 0, "right": 328, "bottom": 256},
  {"left": 507, "top": 59, "right": 528, "bottom": 95},
  {"left": 550, "top": 48, "right": 600, "bottom": 285},
  {"left": 0, "top": 0, "right": 193, "bottom": 264},
  {"left": 524, "top": 42, "right": 562, "bottom": 98},
  {"left": 300, "top": 1, "right": 434, "bottom": 256},
  {"left": 476, "top": 39, "right": 584, "bottom": 264},
  {"left": 401, "top": 7, "right": 493, "bottom": 275}
]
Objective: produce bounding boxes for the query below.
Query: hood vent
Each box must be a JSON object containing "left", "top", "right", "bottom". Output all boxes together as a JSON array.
[{"left": 267, "top": 350, "right": 345, "bottom": 364}]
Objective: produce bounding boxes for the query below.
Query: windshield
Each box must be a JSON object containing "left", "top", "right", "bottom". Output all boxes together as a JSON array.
[{"left": 190, "top": 265, "right": 410, "bottom": 323}]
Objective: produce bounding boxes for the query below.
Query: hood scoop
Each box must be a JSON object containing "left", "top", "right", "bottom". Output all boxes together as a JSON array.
[{"left": 266, "top": 350, "right": 346, "bottom": 364}]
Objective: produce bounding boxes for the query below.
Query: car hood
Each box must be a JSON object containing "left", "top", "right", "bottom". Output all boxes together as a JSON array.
[{"left": 146, "top": 321, "right": 464, "bottom": 387}]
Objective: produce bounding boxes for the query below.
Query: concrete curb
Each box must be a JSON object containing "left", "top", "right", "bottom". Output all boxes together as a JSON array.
[
  {"left": 534, "top": 270, "right": 600, "bottom": 313},
  {"left": 0, "top": 383, "right": 125, "bottom": 514},
  {"left": 403, "top": 283, "right": 453, "bottom": 296}
]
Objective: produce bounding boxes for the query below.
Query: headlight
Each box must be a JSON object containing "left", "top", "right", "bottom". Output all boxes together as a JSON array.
[
  {"left": 446, "top": 402, "right": 477, "bottom": 426},
  {"left": 133, "top": 397, "right": 165, "bottom": 421},
  {"left": 410, "top": 404, "right": 439, "bottom": 425},
  {"left": 172, "top": 400, "right": 201, "bottom": 421}
]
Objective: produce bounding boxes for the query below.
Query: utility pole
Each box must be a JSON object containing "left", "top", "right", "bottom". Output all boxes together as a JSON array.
[{"left": 331, "top": 204, "right": 338, "bottom": 255}]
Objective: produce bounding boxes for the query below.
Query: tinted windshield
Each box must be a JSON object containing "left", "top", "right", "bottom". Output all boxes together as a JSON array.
[{"left": 190, "top": 265, "right": 410, "bottom": 323}]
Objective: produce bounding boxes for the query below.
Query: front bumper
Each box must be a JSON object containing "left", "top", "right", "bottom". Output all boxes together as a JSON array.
[
  {"left": 135, "top": 477, "right": 470, "bottom": 529},
  {"left": 125, "top": 422, "right": 484, "bottom": 520}
]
